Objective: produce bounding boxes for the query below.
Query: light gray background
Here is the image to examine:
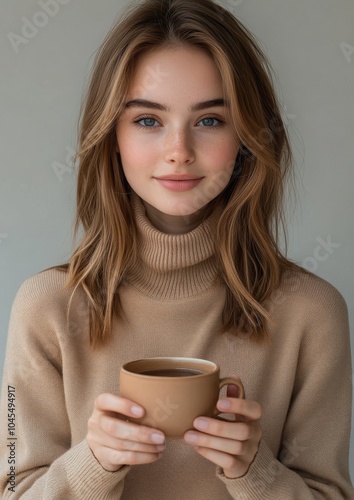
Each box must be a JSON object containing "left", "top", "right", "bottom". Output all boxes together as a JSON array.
[{"left": 1, "top": 0, "right": 353, "bottom": 477}]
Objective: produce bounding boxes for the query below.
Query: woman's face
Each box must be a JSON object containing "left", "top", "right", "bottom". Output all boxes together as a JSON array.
[{"left": 115, "top": 46, "right": 240, "bottom": 234}]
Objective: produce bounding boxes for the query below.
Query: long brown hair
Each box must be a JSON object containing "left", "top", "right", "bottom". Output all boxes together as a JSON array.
[{"left": 53, "top": 0, "right": 305, "bottom": 348}]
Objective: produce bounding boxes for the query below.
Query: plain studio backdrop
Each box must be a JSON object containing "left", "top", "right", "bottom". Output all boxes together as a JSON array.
[{"left": 0, "top": 0, "right": 353, "bottom": 477}]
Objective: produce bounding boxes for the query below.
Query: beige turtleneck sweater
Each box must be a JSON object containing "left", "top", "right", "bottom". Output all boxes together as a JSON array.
[{"left": 0, "top": 194, "right": 353, "bottom": 499}]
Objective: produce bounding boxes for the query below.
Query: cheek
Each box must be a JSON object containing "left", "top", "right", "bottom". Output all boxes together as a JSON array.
[
  {"left": 121, "top": 135, "right": 157, "bottom": 166},
  {"left": 206, "top": 137, "right": 238, "bottom": 163},
  {"left": 208, "top": 152, "right": 236, "bottom": 177},
  {"left": 209, "top": 168, "right": 233, "bottom": 195},
  {"left": 206, "top": 151, "right": 237, "bottom": 190}
]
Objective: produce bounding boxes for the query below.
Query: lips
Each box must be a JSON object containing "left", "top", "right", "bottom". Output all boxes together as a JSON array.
[
  {"left": 154, "top": 175, "right": 204, "bottom": 192},
  {"left": 155, "top": 175, "right": 203, "bottom": 181}
]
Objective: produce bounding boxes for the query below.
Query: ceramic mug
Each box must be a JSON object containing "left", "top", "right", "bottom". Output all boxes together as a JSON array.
[{"left": 119, "top": 357, "right": 245, "bottom": 438}]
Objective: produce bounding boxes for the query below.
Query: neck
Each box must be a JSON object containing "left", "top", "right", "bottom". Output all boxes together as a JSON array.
[
  {"left": 125, "top": 193, "right": 222, "bottom": 300},
  {"left": 142, "top": 200, "right": 208, "bottom": 235}
]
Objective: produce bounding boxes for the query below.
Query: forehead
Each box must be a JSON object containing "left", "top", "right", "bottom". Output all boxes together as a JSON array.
[{"left": 127, "top": 46, "right": 224, "bottom": 103}]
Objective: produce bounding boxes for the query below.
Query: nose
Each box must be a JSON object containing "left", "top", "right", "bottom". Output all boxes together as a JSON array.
[{"left": 164, "top": 129, "right": 195, "bottom": 166}]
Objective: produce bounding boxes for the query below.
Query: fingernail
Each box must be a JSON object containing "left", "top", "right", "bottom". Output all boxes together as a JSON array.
[
  {"left": 131, "top": 405, "right": 143, "bottom": 416},
  {"left": 194, "top": 417, "right": 208, "bottom": 430},
  {"left": 156, "top": 444, "right": 166, "bottom": 451},
  {"left": 218, "top": 399, "right": 231, "bottom": 410},
  {"left": 151, "top": 432, "right": 165, "bottom": 444},
  {"left": 185, "top": 432, "right": 198, "bottom": 443}
]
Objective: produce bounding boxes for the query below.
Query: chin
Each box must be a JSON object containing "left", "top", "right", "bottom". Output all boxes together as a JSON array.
[{"left": 161, "top": 203, "right": 206, "bottom": 218}]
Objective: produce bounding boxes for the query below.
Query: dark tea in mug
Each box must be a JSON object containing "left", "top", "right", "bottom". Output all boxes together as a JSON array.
[{"left": 139, "top": 368, "right": 204, "bottom": 377}]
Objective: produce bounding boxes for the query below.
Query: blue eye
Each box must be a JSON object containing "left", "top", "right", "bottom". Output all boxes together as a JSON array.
[
  {"left": 134, "top": 116, "right": 225, "bottom": 129},
  {"left": 199, "top": 117, "right": 225, "bottom": 128},
  {"left": 134, "top": 117, "right": 159, "bottom": 128}
]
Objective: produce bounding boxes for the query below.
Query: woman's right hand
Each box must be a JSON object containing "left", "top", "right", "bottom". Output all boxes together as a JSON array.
[{"left": 86, "top": 393, "right": 166, "bottom": 472}]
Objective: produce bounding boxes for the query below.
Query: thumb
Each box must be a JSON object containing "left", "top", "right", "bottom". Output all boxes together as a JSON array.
[
  {"left": 226, "top": 374, "right": 245, "bottom": 398},
  {"left": 227, "top": 383, "right": 241, "bottom": 398}
]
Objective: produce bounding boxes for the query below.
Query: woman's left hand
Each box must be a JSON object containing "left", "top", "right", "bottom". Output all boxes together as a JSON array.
[{"left": 183, "top": 378, "right": 262, "bottom": 479}]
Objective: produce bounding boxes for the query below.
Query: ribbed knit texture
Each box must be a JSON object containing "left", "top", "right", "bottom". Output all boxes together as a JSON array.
[
  {"left": 126, "top": 193, "right": 221, "bottom": 299},
  {"left": 0, "top": 195, "right": 353, "bottom": 499}
]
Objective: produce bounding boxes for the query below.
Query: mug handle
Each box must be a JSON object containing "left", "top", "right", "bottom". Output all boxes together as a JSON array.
[{"left": 213, "top": 377, "right": 245, "bottom": 418}]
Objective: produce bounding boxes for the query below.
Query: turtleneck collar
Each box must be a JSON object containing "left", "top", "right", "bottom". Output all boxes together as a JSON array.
[{"left": 125, "top": 193, "right": 222, "bottom": 300}]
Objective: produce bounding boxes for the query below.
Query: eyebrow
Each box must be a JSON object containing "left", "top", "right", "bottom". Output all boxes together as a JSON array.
[{"left": 124, "top": 98, "right": 229, "bottom": 112}]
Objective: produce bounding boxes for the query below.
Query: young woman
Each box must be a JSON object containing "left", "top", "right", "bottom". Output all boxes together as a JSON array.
[{"left": 1, "top": 0, "right": 352, "bottom": 498}]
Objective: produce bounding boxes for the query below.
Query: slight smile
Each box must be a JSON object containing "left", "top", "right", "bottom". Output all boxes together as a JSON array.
[{"left": 154, "top": 175, "right": 204, "bottom": 192}]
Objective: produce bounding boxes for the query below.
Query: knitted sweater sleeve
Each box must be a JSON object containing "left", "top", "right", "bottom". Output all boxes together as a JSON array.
[
  {"left": 215, "top": 280, "right": 353, "bottom": 499},
  {"left": 0, "top": 277, "right": 131, "bottom": 499}
]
